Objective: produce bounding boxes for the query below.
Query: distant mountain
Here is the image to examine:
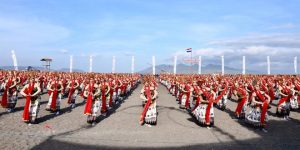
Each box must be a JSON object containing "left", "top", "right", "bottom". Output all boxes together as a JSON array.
[
  {"left": 139, "top": 63, "right": 260, "bottom": 74},
  {"left": 0, "top": 66, "right": 84, "bottom": 72},
  {"left": 0, "top": 66, "right": 45, "bottom": 71}
]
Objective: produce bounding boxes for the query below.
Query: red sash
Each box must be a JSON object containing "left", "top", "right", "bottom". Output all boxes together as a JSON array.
[
  {"left": 202, "top": 89, "right": 213, "bottom": 124},
  {"left": 44, "top": 79, "right": 47, "bottom": 89},
  {"left": 67, "top": 80, "right": 75, "bottom": 104},
  {"left": 1, "top": 79, "right": 12, "bottom": 108},
  {"left": 108, "top": 82, "right": 113, "bottom": 107},
  {"left": 184, "top": 85, "right": 191, "bottom": 108},
  {"left": 50, "top": 81, "right": 59, "bottom": 111},
  {"left": 23, "top": 83, "right": 35, "bottom": 121},
  {"left": 84, "top": 83, "right": 94, "bottom": 115},
  {"left": 247, "top": 85, "right": 254, "bottom": 102},
  {"left": 268, "top": 82, "right": 275, "bottom": 101},
  {"left": 140, "top": 86, "right": 152, "bottom": 123},
  {"left": 62, "top": 79, "right": 67, "bottom": 94},
  {"left": 192, "top": 86, "right": 200, "bottom": 111},
  {"left": 101, "top": 83, "right": 107, "bottom": 112},
  {"left": 39, "top": 77, "right": 44, "bottom": 90},
  {"left": 235, "top": 88, "right": 247, "bottom": 116},
  {"left": 277, "top": 86, "right": 291, "bottom": 107},
  {"left": 254, "top": 90, "right": 269, "bottom": 125},
  {"left": 262, "top": 85, "right": 268, "bottom": 93},
  {"left": 214, "top": 86, "right": 227, "bottom": 103}
]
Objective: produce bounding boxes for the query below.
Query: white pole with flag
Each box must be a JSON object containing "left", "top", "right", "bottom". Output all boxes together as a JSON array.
[
  {"left": 89, "top": 55, "right": 93, "bottom": 73},
  {"left": 11, "top": 50, "right": 18, "bottom": 71},
  {"left": 174, "top": 56, "right": 177, "bottom": 74},
  {"left": 131, "top": 56, "right": 135, "bottom": 74},
  {"left": 221, "top": 56, "right": 224, "bottom": 75},
  {"left": 267, "top": 56, "right": 270, "bottom": 75},
  {"left": 294, "top": 56, "right": 297, "bottom": 74},
  {"left": 242, "top": 56, "right": 245, "bottom": 75},
  {"left": 152, "top": 56, "right": 155, "bottom": 75},
  {"left": 112, "top": 56, "right": 116, "bottom": 73},
  {"left": 198, "top": 56, "right": 202, "bottom": 74},
  {"left": 70, "top": 55, "right": 73, "bottom": 73}
]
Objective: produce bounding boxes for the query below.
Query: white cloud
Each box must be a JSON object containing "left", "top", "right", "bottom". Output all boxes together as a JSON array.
[
  {"left": 172, "top": 33, "right": 300, "bottom": 73},
  {"left": 208, "top": 33, "right": 300, "bottom": 48},
  {"left": 270, "top": 23, "right": 299, "bottom": 29},
  {"left": 0, "top": 16, "right": 70, "bottom": 46}
]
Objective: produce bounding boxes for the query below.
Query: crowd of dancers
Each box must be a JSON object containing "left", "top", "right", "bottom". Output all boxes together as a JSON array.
[
  {"left": 1, "top": 70, "right": 300, "bottom": 131},
  {"left": 160, "top": 74, "right": 300, "bottom": 132},
  {"left": 0, "top": 71, "right": 140, "bottom": 125}
]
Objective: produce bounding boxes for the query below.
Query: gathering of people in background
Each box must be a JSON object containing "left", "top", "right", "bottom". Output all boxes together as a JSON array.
[{"left": 160, "top": 74, "right": 300, "bottom": 132}]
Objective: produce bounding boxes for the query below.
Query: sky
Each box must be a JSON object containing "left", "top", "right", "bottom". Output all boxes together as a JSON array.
[{"left": 0, "top": 0, "right": 300, "bottom": 73}]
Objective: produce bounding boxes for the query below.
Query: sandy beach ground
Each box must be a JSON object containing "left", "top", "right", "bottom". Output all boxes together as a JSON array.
[{"left": 0, "top": 84, "right": 300, "bottom": 150}]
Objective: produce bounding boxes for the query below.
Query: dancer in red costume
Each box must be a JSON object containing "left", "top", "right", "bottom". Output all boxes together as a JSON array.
[
  {"left": 83, "top": 77, "right": 100, "bottom": 126},
  {"left": 140, "top": 77, "right": 158, "bottom": 127},
  {"left": 246, "top": 81, "right": 270, "bottom": 132},
  {"left": 20, "top": 76, "right": 41, "bottom": 124},
  {"left": 99, "top": 78, "right": 110, "bottom": 116},
  {"left": 66, "top": 76, "right": 79, "bottom": 109},
  {"left": 276, "top": 80, "right": 292, "bottom": 119},
  {"left": 233, "top": 85, "right": 248, "bottom": 118},
  {"left": 46, "top": 75, "right": 63, "bottom": 115},
  {"left": 1, "top": 72, "right": 18, "bottom": 112}
]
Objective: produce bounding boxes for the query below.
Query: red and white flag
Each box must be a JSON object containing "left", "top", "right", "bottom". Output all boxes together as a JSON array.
[{"left": 186, "top": 48, "right": 192, "bottom": 53}]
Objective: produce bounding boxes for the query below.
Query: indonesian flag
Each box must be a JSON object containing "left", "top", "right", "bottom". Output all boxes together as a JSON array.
[{"left": 186, "top": 48, "right": 192, "bottom": 53}]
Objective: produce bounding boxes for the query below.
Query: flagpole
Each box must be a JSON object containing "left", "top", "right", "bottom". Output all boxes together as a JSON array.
[
  {"left": 198, "top": 56, "right": 201, "bottom": 74},
  {"left": 89, "top": 55, "right": 93, "bottom": 73},
  {"left": 11, "top": 50, "right": 18, "bottom": 71}
]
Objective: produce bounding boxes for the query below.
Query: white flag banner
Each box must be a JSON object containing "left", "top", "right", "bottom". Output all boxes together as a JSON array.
[
  {"left": 152, "top": 56, "right": 156, "bottom": 75},
  {"left": 11, "top": 50, "right": 18, "bottom": 71},
  {"left": 89, "top": 55, "right": 93, "bottom": 73},
  {"left": 198, "top": 56, "right": 202, "bottom": 74}
]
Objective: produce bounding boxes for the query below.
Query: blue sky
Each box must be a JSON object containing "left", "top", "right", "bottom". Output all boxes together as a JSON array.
[{"left": 0, "top": 0, "right": 300, "bottom": 73}]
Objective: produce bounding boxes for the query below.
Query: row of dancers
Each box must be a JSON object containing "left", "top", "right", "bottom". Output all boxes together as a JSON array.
[
  {"left": 160, "top": 74, "right": 300, "bottom": 132},
  {"left": 0, "top": 71, "right": 140, "bottom": 125}
]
